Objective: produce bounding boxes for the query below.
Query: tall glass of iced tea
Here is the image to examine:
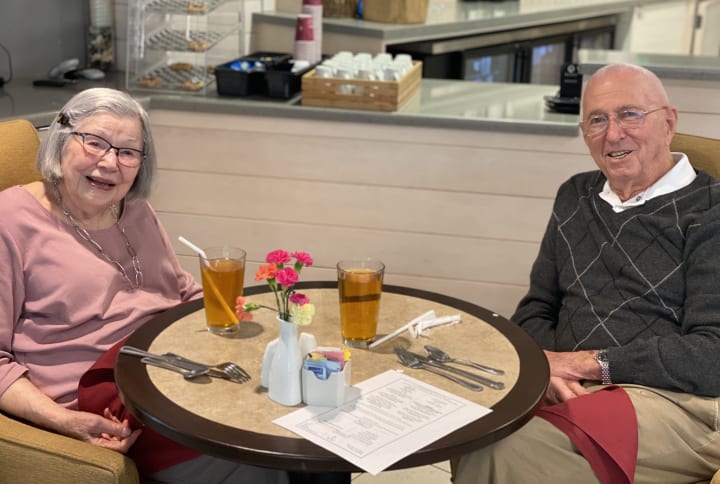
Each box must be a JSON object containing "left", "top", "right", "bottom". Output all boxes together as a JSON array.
[
  {"left": 337, "top": 258, "right": 384, "bottom": 347},
  {"left": 199, "top": 246, "right": 246, "bottom": 335}
]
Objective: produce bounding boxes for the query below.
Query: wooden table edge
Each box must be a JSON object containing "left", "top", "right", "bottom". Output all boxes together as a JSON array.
[{"left": 116, "top": 281, "right": 549, "bottom": 472}]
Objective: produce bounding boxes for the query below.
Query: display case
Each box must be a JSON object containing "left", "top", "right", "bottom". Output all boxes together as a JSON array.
[{"left": 126, "top": 0, "right": 250, "bottom": 95}]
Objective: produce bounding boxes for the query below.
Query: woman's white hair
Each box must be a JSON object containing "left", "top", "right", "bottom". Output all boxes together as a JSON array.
[{"left": 37, "top": 87, "right": 157, "bottom": 200}]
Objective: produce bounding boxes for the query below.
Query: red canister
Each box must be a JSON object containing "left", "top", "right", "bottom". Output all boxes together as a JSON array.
[{"left": 293, "top": 13, "right": 315, "bottom": 63}]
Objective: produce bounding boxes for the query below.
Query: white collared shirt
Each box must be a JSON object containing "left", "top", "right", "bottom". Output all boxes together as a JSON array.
[{"left": 598, "top": 153, "right": 696, "bottom": 213}]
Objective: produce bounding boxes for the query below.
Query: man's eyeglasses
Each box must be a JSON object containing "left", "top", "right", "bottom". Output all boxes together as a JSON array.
[
  {"left": 580, "top": 106, "right": 668, "bottom": 137},
  {"left": 70, "top": 132, "right": 145, "bottom": 168}
]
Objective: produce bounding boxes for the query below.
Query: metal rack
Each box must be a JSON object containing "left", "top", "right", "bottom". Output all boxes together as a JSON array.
[{"left": 126, "top": 0, "right": 248, "bottom": 95}]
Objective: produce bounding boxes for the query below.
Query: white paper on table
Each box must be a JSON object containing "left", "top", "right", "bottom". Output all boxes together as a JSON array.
[{"left": 274, "top": 370, "right": 492, "bottom": 475}]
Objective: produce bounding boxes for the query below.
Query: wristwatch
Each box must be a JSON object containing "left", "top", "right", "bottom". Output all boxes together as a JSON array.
[{"left": 594, "top": 350, "right": 612, "bottom": 385}]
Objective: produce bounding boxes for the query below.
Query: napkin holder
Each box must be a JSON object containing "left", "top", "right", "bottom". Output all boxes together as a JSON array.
[{"left": 302, "top": 360, "right": 351, "bottom": 407}]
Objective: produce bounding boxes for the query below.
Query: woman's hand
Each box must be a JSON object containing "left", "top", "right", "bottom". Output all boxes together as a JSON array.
[
  {"left": 0, "top": 378, "right": 141, "bottom": 453},
  {"left": 70, "top": 408, "right": 142, "bottom": 453}
]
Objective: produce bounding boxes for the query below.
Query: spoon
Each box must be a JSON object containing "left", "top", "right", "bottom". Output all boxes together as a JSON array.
[
  {"left": 424, "top": 345, "right": 505, "bottom": 376},
  {"left": 394, "top": 347, "right": 483, "bottom": 392},
  {"left": 409, "top": 348, "right": 505, "bottom": 390}
]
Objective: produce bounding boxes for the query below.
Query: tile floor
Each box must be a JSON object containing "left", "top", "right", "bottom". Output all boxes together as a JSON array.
[{"left": 352, "top": 460, "right": 452, "bottom": 483}]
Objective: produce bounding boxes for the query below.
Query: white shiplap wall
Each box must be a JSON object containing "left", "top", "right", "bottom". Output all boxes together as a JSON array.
[
  {"left": 148, "top": 110, "right": 594, "bottom": 318},
  {"left": 146, "top": 73, "right": 720, "bottom": 319}
]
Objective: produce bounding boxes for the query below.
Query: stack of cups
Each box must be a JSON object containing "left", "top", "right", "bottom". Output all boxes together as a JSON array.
[
  {"left": 293, "top": 13, "right": 315, "bottom": 64},
  {"left": 88, "top": 0, "right": 113, "bottom": 71},
  {"left": 313, "top": 51, "right": 414, "bottom": 82},
  {"left": 302, "top": 0, "right": 323, "bottom": 64}
]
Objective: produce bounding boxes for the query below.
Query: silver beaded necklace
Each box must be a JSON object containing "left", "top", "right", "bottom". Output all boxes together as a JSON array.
[{"left": 53, "top": 181, "right": 144, "bottom": 290}]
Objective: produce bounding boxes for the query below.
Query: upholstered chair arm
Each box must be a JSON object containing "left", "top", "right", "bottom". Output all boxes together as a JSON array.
[{"left": 0, "top": 411, "right": 139, "bottom": 484}]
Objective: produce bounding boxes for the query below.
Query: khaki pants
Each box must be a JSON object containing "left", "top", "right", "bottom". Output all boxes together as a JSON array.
[{"left": 452, "top": 385, "right": 720, "bottom": 484}]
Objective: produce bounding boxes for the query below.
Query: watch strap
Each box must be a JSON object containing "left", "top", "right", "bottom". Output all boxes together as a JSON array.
[{"left": 595, "top": 349, "right": 612, "bottom": 385}]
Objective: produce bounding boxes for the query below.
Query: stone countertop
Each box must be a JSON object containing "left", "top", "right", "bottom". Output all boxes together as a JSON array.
[
  {"left": 255, "top": 0, "right": 665, "bottom": 45},
  {"left": 578, "top": 49, "right": 720, "bottom": 81},
  {"left": 0, "top": 76, "right": 580, "bottom": 136}
]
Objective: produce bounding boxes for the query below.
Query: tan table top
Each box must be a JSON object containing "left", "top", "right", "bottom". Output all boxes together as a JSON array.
[{"left": 116, "top": 282, "right": 548, "bottom": 472}]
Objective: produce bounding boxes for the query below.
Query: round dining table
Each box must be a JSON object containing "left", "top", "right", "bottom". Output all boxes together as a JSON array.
[{"left": 115, "top": 281, "right": 549, "bottom": 473}]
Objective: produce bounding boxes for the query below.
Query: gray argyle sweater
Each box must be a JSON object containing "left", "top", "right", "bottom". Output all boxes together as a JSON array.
[{"left": 513, "top": 170, "right": 720, "bottom": 397}]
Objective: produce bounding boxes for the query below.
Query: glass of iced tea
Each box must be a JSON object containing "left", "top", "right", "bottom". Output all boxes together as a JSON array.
[
  {"left": 337, "top": 258, "right": 385, "bottom": 348},
  {"left": 199, "top": 246, "right": 246, "bottom": 335}
]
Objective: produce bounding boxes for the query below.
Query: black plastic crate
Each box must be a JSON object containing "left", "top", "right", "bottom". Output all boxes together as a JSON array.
[
  {"left": 265, "top": 60, "right": 316, "bottom": 99},
  {"left": 215, "top": 52, "right": 292, "bottom": 97}
]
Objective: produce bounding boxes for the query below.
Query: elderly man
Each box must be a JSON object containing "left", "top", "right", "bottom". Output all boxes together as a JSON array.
[{"left": 453, "top": 64, "right": 720, "bottom": 483}]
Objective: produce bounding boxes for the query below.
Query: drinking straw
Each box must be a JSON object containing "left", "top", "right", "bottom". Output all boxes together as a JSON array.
[
  {"left": 367, "top": 310, "right": 436, "bottom": 350},
  {"left": 178, "top": 236, "right": 207, "bottom": 259},
  {"left": 178, "top": 236, "right": 237, "bottom": 323}
]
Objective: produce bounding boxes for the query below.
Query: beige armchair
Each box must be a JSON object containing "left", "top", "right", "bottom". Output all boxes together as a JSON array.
[
  {"left": 674, "top": 135, "right": 720, "bottom": 484},
  {"left": 0, "top": 118, "right": 43, "bottom": 190},
  {"left": 671, "top": 132, "right": 720, "bottom": 180},
  {"left": 0, "top": 118, "right": 140, "bottom": 484}
]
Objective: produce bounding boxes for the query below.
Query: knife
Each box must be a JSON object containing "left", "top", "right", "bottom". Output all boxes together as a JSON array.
[
  {"left": 404, "top": 350, "right": 505, "bottom": 390},
  {"left": 140, "top": 356, "right": 209, "bottom": 379},
  {"left": 120, "top": 346, "right": 209, "bottom": 372}
]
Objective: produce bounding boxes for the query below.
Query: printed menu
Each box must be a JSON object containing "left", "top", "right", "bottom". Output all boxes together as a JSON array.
[{"left": 274, "top": 370, "right": 492, "bottom": 475}]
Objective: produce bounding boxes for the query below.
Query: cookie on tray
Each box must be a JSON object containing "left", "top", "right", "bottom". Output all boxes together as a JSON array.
[
  {"left": 138, "top": 75, "right": 162, "bottom": 88},
  {"left": 181, "top": 78, "right": 205, "bottom": 91},
  {"left": 187, "top": 39, "right": 210, "bottom": 52},
  {"left": 187, "top": 1, "right": 207, "bottom": 13},
  {"left": 170, "top": 62, "right": 194, "bottom": 72}
]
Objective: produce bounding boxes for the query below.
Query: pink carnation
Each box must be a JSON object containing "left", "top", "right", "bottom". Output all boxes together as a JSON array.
[
  {"left": 235, "top": 296, "right": 254, "bottom": 322},
  {"left": 266, "top": 249, "right": 292, "bottom": 265},
  {"left": 275, "top": 267, "right": 298, "bottom": 287},
  {"left": 291, "top": 251, "right": 314, "bottom": 267},
  {"left": 289, "top": 293, "right": 309, "bottom": 306}
]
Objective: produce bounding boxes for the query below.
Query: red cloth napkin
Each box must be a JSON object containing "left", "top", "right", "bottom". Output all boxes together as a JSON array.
[
  {"left": 536, "top": 386, "right": 638, "bottom": 484},
  {"left": 77, "top": 338, "right": 201, "bottom": 476}
]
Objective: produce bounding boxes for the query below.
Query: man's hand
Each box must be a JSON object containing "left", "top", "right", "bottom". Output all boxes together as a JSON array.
[
  {"left": 544, "top": 376, "right": 590, "bottom": 405},
  {"left": 542, "top": 349, "right": 603, "bottom": 404}
]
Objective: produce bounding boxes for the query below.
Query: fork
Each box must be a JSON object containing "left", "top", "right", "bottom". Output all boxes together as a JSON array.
[
  {"left": 165, "top": 353, "right": 251, "bottom": 383},
  {"left": 120, "top": 346, "right": 251, "bottom": 383},
  {"left": 394, "top": 346, "right": 484, "bottom": 392},
  {"left": 406, "top": 349, "right": 505, "bottom": 390},
  {"left": 207, "top": 362, "right": 250, "bottom": 383}
]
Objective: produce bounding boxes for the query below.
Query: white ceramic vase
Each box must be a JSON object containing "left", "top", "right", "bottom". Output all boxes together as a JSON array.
[{"left": 267, "top": 317, "right": 303, "bottom": 406}]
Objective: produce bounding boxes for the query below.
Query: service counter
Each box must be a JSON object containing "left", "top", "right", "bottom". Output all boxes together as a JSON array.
[
  {"left": 253, "top": 0, "right": 667, "bottom": 55},
  {"left": 0, "top": 76, "right": 577, "bottom": 135},
  {"left": 578, "top": 49, "right": 720, "bottom": 81}
]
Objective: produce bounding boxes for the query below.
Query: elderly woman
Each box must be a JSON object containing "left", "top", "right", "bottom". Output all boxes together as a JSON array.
[{"left": 0, "top": 88, "right": 287, "bottom": 483}]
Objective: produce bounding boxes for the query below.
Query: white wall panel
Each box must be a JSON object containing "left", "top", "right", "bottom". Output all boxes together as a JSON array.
[{"left": 149, "top": 110, "right": 591, "bottom": 320}]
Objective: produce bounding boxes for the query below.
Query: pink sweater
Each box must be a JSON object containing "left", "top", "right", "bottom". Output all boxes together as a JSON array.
[{"left": 0, "top": 186, "right": 202, "bottom": 408}]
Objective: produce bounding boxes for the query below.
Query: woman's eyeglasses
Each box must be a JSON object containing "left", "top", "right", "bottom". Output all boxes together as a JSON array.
[
  {"left": 580, "top": 106, "right": 668, "bottom": 137},
  {"left": 71, "top": 132, "right": 145, "bottom": 167}
]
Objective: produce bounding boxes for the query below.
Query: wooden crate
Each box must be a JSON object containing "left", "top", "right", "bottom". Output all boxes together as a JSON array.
[
  {"left": 363, "top": 0, "right": 429, "bottom": 24},
  {"left": 301, "top": 61, "right": 422, "bottom": 112}
]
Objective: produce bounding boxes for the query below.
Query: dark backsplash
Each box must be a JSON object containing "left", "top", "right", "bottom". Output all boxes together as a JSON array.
[{"left": 0, "top": 0, "right": 89, "bottom": 80}]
